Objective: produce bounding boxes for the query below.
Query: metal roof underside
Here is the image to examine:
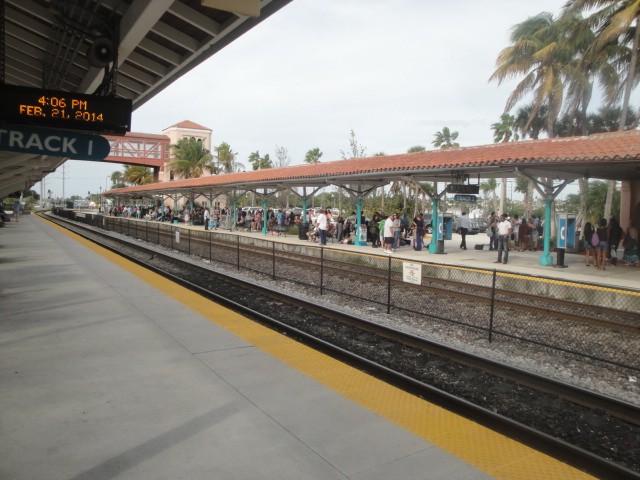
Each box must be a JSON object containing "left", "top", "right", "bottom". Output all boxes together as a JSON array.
[{"left": 0, "top": 0, "right": 293, "bottom": 198}]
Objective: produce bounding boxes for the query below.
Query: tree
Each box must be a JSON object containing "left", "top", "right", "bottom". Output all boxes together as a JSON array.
[
  {"left": 110, "top": 171, "right": 125, "bottom": 188},
  {"left": 274, "top": 144, "right": 291, "bottom": 168},
  {"left": 340, "top": 129, "right": 366, "bottom": 159},
  {"left": 491, "top": 114, "right": 519, "bottom": 214},
  {"left": 123, "top": 165, "right": 153, "bottom": 186},
  {"left": 481, "top": 178, "right": 499, "bottom": 213},
  {"left": 407, "top": 145, "right": 426, "bottom": 153},
  {"left": 215, "top": 142, "right": 238, "bottom": 174},
  {"left": 514, "top": 103, "right": 548, "bottom": 139},
  {"left": 170, "top": 138, "right": 214, "bottom": 179},
  {"left": 248, "top": 151, "right": 273, "bottom": 170},
  {"left": 304, "top": 147, "right": 323, "bottom": 164},
  {"left": 432, "top": 127, "right": 459, "bottom": 149},
  {"left": 490, "top": 12, "right": 573, "bottom": 138}
]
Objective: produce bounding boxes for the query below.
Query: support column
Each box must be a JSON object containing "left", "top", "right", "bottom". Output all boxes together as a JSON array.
[
  {"left": 539, "top": 198, "right": 554, "bottom": 266},
  {"left": 262, "top": 195, "right": 268, "bottom": 235},
  {"left": 428, "top": 200, "right": 439, "bottom": 253},
  {"left": 355, "top": 198, "right": 365, "bottom": 246}
]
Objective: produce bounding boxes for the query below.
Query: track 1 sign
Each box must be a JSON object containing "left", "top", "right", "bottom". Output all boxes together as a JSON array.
[
  {"left": 0, "top": 124, "right": 111, "bottom": 160},
  {"left": 453, "top": 194, "right": 477, "bottom": 203}
]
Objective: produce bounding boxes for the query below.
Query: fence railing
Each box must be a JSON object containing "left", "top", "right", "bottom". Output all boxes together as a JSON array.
[{"left": 56, "top": 209, "right": 640, "bottom": 372}]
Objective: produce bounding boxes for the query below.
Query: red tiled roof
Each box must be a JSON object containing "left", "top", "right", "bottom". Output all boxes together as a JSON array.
[
  {"left": 164, "top": 120, "right": 211, "bottom": 131},
  {"left": 105, "top": 130, "right": 640, "bottom": 195}
]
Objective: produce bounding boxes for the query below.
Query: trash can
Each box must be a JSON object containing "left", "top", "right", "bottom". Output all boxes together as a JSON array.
[{"left": 298, "top": 223, "right": 309, "bottom": 240}]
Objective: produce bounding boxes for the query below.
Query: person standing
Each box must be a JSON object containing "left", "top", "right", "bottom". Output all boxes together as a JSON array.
[
  {"left": 494, "top": 213, "right": 512, "bottom": 264},
  {"left": 459, "top": 211, "right": 471, "bottom": 250},
  {"left": 12, "top": 202, "right": 22, "bottom": 222},
  {"left": 317, "top": 208, "right": 328, "bottom": 245},
  {"left": 622, "top": 220, "right": 639, "bottom": 266},
  {"left": 392, "top": 213, "right": 402, "bottom": 249},
  {"left": 411, "top": 213, "right": 425, "bottom": 251},
  {"left": 607, "top": 216, "right": 623, "bottom": 266},
  {"left": 518, "top": 217, "right": 532, "bottom": 252},
  {"left": 582, "top": 222, "right": 595, "bottom": 267},
  {"left": 203, "top": 207, "right": 210, "bottom": 230},
  {"left": 383, "top": 213, "right": 395, "bottom": 253},
  {"left": 488, "top": 211, "right": 498, "bottom": 250},
  {"left": 595, "top": 218, "right": 609, "bottom": 270}
]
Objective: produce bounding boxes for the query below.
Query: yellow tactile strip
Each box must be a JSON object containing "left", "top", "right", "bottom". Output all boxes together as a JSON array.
[{"left": 45, "top": 217, "right": 595, "bottom": 480}]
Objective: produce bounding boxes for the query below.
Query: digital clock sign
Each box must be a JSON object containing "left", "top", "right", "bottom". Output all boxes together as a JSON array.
[
  {"left": 446, "top": 183, "right": 480, "bottom": 195},
  {"left": 0, "top": 85, "right": 132, "bottom": 134}
]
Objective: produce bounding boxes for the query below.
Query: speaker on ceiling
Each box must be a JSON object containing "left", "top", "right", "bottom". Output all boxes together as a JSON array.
[{"left": 87, "top": 37, "right": 115, "bottom": 68}]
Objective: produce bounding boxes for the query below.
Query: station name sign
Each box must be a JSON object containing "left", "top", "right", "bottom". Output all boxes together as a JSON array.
[
  {"left": 453, "top": 194, "right": 477, "bottom": 203},
  {"left": 446, "top": 183, "right": 480, "bottom": 195},
  {"left": 0, "top": 85, "right": 131, "bottom": 134},
  {"left": 0, "top": 124, "right": 111, "bottom": 160}
]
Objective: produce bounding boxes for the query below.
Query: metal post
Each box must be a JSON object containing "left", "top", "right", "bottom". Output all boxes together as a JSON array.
[
  {"left": 387, "top": 255, "right": 392, "bottom": 314},
  {"left": 355, "top": 197, "right": 365, "bottom": 246},
  {"left": 272, "top": 241, "right": 276, "bottom": 280},
  {"left": 488, "top": 270, "right": 497, "bottom": 342},
  {"left": 428, "top": 199, "right": 439, "bottom": 253},
  {"left": 187, "top": 228, "right": 191, "bottom": 256},
  {"left": 320, "top": 246, "right": 324, "bottom": 295},
  {"left": 209, "top": 230, "right": 212, "bottom": 262},
  {"left": 236, "top": 235, "right": 240, "bottom": 270},
  {"left": 539, "top": 198, "right": 554, "bottom": 266}
]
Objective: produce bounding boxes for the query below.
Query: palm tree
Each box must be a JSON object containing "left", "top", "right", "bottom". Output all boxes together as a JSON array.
[
  {"left": 169, "top": 138, "right": 214, "bottom": 179},
  {"left": 490, "top": 12, "right": 574, "bottom": 138},
  {"left": 110, "top": 171, "right": 125, "bottom": 189},
  {"left": 514, "top": 177, "right": 533, "bottom": 219},
  {"left": 491, "top": 114, "right": 519, "bottom": 215},
  {"left": 215, "top": 142, "right": 237, "bottom": 174},
  {"left": 123, "top": 165, "right": 153, "bottom": 186},
  {"left": 248, "top": 151, "right": 273, "bottom": 170},
  {"left": 432, "top": 127, "right": 459, "bottom": 149},
  {"left": 480, "top": 178, "right": 499, "bottom": 213},
  {"left": 514, "top": 103, "right": 548, "bottom": 139},
  {"left": 564, "top": 1, "right": 640, "bottom": 220},
  {"left": 304, "top": 147, "right": 323, "bottom": 164}
]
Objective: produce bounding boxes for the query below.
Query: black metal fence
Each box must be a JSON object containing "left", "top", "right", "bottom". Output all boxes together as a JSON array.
[{"left": 57, "top": 210, "right": 640, "bottom": 372}]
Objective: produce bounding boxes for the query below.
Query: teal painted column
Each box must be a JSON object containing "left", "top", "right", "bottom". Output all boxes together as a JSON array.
[
  {"left": 302, "top": 198, "right": 308, "bottom": 225},
  {"left": 428, "top": 200, "right": 439, "bottom": 253},
  {"left": 262, "top": 197, "right": 268, "bottom": 235},
  {"left": 539, "top": 198, "right": 554, "bottom": 266},
  {"left": 233, "top": 199, "right": 238, "bottom": 230},
  {"left": 355, "top": 198, "right": 365, "bottom": 246}
]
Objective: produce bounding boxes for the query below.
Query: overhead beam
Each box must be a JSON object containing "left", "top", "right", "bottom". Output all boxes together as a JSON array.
[{"left": 201, "top": 0, "right": 261, "bottom": 17}]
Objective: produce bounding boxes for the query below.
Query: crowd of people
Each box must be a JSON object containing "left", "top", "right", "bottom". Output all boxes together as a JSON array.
[
  {"left": 583, "top": 217, "right": 638, "bottom": 269},
  {"left": 106, "top": 202, "right": 640, "bottom": 268}
]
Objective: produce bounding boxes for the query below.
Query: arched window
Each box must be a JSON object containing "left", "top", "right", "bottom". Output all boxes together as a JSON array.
[{"left": 169, "top": 170, "right": 175, "bottom": 181}]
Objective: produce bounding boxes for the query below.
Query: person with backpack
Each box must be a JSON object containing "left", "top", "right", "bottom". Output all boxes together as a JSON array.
[{"left": 595, "top": 218, "right": 609, "bottom": 270}]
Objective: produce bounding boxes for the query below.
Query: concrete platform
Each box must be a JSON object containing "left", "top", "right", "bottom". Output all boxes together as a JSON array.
[
  {"left": 0, "top": 216, "right": 596, "bottom": 479},
  {"left": 241, "top": 227, "right": 640, "bottom": 292}
]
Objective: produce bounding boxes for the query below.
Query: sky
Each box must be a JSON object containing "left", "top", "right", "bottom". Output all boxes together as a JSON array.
[{"left": 36, "top": 0, "right": 591, "bottom": 200}]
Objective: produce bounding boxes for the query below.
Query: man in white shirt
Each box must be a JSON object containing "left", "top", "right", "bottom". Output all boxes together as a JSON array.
[
  {"left": 459, "top": 211, "right": 471, "bottom": 250},
  {"left": 317, "top": 209, "right": 328, "bottom": 245},
  {"left": 495, "top": 213, "right": 513, "bottom": 264},
  {"left": 383, "top": 213, "right": 396, "bottom": 253}
]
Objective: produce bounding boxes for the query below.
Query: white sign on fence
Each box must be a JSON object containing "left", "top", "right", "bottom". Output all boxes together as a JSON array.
[{"left": 402, "top": 262, "right": 422, "bottom": 285}]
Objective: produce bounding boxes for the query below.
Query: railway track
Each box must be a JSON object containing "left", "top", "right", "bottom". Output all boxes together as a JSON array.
[
  {"left": 146, "top": 222, "right": 639, "bottom": 331},
  {"left": 43, "top": 212, "right": 640, "bottom": 478}
]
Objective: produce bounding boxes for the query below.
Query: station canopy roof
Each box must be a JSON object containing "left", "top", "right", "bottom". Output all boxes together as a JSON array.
[
  {"left": 0, "top": 0, "right": 293, "bottom": 198},
  {"left": 104, "top": 130, "right": 640, "bottom": 199}
]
